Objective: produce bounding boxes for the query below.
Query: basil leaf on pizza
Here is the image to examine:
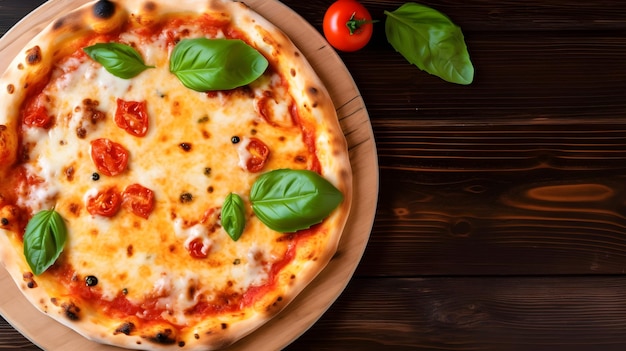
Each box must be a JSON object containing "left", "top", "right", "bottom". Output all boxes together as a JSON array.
[
  {"left": 83, "top": 42, "right": 154, "bottom": 79},
  {"left": 169, "top": 38, "right": 269, "bottom": 91},
  {"left": 250, "top": 169, "right": 344, "bottom": 233},
  {"left": 23, "top": 209, "right": 67, "bottom": 275},
  {"left": 222, "top": 193, "right": 246, "bottom": 241}
]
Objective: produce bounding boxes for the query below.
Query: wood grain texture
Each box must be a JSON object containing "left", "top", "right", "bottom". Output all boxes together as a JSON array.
[{"left": 3, "top": 0, "right": 626, "bottom": 350}]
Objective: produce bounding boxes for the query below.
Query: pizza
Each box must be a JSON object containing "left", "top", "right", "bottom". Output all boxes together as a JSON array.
[{"left": 0, "top": 0, "right": 352, "bottom": 349}]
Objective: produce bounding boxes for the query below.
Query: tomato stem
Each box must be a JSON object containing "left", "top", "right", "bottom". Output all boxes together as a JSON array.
[{"left": 345, "top": 12, "right": 378, "bottom": 35}]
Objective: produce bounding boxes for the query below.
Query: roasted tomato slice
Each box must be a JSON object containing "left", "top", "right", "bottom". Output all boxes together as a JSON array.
[
  {"left": 188, "top": 238, "right": 210, "bottom": 259},
  {"left": 22, "top": 95, "right": 53, "bottom": 128},
  {"left": 246, "top": 138, "right": 270, "bottom": 173},
  {"left": 115, "top": 99, "right": 149, "bottom": 137},
  {"left": 86, "top": 187, "right": 122, "bottom": 217},
  {"left": 122, "top": 183, "right": 155, "bottom": 219},
  {"left": 90, "top": 138, "right": 129, "bottom": 176}
]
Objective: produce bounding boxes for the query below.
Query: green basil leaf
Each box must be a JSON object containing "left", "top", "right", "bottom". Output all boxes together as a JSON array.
[
  {"left": 250, "top": 169, "right": 344, "bottom": 233},
  {"left": 84, "top": 42, "right": 154, "bottom": 79},
  {"left": 222, "top": 193, "right": 246, "bottom": 241},
  {"left": 384, "top": 3, "right": 474, "bottom": 85},
  {"left": 169, "top": 38, "right": 269, "bottom": 92},
  {"left": 23, "top": 209, "right": 67, "bottom": 275}
]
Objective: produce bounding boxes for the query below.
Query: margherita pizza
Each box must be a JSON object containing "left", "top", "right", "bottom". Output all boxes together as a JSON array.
[{"left": 0, "top": 0, "right": 352, "bottom": 349}]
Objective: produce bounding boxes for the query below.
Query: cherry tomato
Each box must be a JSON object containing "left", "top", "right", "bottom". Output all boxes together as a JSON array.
[
  {"left": 246, "top": 138, "right": 270, "bottom": 173},
  {"left": 122, "top": 183, "right": 155, "bottom": 219},
  {"left": 115, "top": 99, "right": 149, "bottom": 137},
  {"left": 87, "top": 187, "right": 122, "bottom": 217},
  {"left": 90, "top": 138, "right": 129, "bottom": 176},
  {"left": 22, "top": 95, "right": 53, "bottom": 128},
  {"left": 188, "top": 238, "right": 210, "bottom": 259},
  {"left": 323, "top": 0, "right": 374, "bottom": 52}
]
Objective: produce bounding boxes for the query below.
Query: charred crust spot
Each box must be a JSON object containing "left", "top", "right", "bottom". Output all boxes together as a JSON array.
[
  {"left": 6, "top": 84, "right": 15, "bottom": 94},
  {"left": 127, "top": 245, "right": 134, "bottom": 257},
  {"left": 187, "top": 285, "right": 196, "bottom": 301},
  {"left": 178, "top": 341, "right": 185, "bottom": 347},
  {"left": 62, "top": 302, "right": 81, "bottom": 321},
  {"left": 144, "top": 1, "right": 157, "bottom": 12},
  {"left": 76, "top": 127, "right": 87, "bottom": 139},
  {"left": 221, "top": 323, "right": 228, "bottom": 329},
  {"left": 17, "top": 63, "right": 24, "bottom": 70},
  {"left": 93, "top": 0, "right": 116, "bottom": 19},
  {"left": 25, "top": 46, "right": 42, "bottom": 66},
  {"left": 52, "top": 18, "right": 64, "bottom": 30},
  {"left": 114, "top": 322, "right": 135, "bottom": 335},
  {"left": 308, "top": 86, "right": 319, "bottom": 96},
  {"left": 83, "top": 98, "right": 105, "bottom": 124},
  {"left": 23, "top": 272, "right": 37, "bottom": 288},
  {"left": 150, "top": 329, "right": 177, "bottom": 345},
  {"left": 290, "top": 68, "right": 296, "bottom": 77},
  {"left": 68, "top": 203, "right": 80, "bottom": 216},
  {"left": 294, "top": 51, "right": 300, "bottom": 57},
  {"left": 65, "top": 166, "right": 75, "bottom": 181}
]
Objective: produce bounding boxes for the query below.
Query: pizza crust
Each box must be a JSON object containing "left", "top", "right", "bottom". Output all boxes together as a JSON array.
[{"left": 0, "top": 0, "right": 352, "bottom": 350}]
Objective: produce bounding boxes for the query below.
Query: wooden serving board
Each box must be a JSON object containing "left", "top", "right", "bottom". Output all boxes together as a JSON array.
[{"left": 0, "top": 0, "right": 378, "bottom": 350}]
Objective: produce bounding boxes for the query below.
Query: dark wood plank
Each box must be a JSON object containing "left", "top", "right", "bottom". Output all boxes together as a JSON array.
[{"left": 289, "top": 276, "right": 626, "bottom": 351}]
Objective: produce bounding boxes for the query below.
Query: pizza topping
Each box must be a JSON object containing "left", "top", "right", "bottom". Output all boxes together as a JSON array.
[
  {"left": 85, "top": 275, "right": 99, "bottom": 287},
  {"left": 122, "top": 183, "right": 155, "bottom": 219},
  {"left": 187, "top": 237, "right": 210, "bottom": 259},
  {"left": 179, "top": 192, "right": 193, "bottom": 203},
  {"left": 230, "top": 136, "right": 240, "bottom": 144},
  {"left": 22, "top": 209, "right": 67, "bottom": 275},
  {"left": 250, "top": 169, "right": 344, "bottom": 233},
  {"left": 178, "top": 142, "right": 192, "bottom": 151},
  {"left": 85, "top": 186, "right": 122, "bottom": 217},
  {"left": 235, "top": 137, "right": 270, "bottom": 173},
  {"left": 90, "top": 138, "right": 129, "bottom": 176},
  {"left": 83, "top": 42, "right": 154, "bottom": 79},
  {"left": 169, "top": 38, "right": 269, "bottom": 91},
  {"left": 245, "top": 138, "right": 271, "bottom": 173},
  {"left": 22, "top": 95, "right": 52, "bottom": 129},
  {"left": 114, "top": 98, "right": 149, "bottom": 137},
  {"left": 221, "top": 193, "right": 245, "bottom": 241},
  {"left": 91, "top": 172, "right": 100, "bottom": 181}
]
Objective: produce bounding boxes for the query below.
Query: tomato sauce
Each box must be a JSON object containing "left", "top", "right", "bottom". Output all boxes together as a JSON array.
[{"left": 290, "top": 103, "right": 322, "bottom": 173}]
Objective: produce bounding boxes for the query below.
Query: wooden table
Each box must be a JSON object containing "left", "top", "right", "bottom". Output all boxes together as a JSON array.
[{"left": 2, "top": 0, "right": 626, "bottom": 350}]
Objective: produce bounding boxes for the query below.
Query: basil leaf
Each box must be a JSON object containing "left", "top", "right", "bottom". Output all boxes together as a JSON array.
[
  {"left": 169, "top": 38, "right": 269, "bottom": 92},
  {"left": 222, "top": 193, "right": 246, "bottom": 241},
  {"left": 23, "top": 209, "right": 67, "bottom": 275},
  {"left": 384, "top": 3, "right": 474, "bottom": 85},
  {"left": 250, "top": 169, "right": 344, "bottom": 233},
  {"left": 84, "top": 42, "right": 154, "bottom": 79}
]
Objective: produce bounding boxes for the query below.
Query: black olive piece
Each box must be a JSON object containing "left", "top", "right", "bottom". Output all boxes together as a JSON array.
[
  {"left": 91, "top": 172, "right": 100, "bottom": 181},
  {"left": 85, "top": 275, "right": 98, "bottom": 287},
  {"left": 231, "top": 136, "right": 240, "bottom": 144}
]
